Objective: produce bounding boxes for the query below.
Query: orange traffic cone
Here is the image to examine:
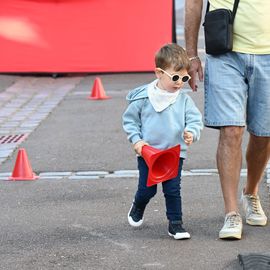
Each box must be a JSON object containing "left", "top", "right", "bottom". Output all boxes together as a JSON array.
[
  {"left": 9, "top": 148, "right": 39, "bottom": 181},
  {"left": 88, "top": 77, "right": 111, "bottom": 100},
  {"left": 142, "top": 145, "right": 180, "bottom": 187}
]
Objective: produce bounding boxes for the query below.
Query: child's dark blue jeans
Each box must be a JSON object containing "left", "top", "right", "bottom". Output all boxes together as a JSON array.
[{"left": 134, "top": 156, "right": 184, "bottom": 221}]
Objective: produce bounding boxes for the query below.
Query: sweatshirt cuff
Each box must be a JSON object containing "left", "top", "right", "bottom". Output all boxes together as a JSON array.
[
  {"left": 187, "top": 129, "right": 199, "bottom": 142},
  {"left": 130, "top": 134, "right": 142, "bottom": 144}
]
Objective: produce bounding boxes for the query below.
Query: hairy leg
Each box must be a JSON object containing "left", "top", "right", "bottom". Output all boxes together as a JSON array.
[
  {"left": 217, "top": 127, "right": 245, "bottom": 214},
  {"left": 245, "top": 134, "right": 270, "bottom": 195}
]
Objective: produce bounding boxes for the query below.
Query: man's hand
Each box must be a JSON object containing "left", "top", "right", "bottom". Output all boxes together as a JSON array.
[
  {"left": 189, "top": 58, "right": 203, "bottom": 91},
  {"left": 183, "top": 130, "right": 194, "bottom": 146},
  {"left": 133, "top": 140, "right": 149, "bottom": 156}
]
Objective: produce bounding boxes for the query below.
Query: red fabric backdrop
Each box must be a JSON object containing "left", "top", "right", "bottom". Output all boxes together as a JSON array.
[{"left": 0, "top": 0, "right": 174, "bottom": 73}]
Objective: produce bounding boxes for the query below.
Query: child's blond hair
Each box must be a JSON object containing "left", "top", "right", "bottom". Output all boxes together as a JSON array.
[{"left": 155, "top": 43, "right": 190, "bottom": 71}]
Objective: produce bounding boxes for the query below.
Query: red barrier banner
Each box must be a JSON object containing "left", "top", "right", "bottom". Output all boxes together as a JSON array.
[{"left": 0, "top": 0, "right": 174, "bottom": 73}]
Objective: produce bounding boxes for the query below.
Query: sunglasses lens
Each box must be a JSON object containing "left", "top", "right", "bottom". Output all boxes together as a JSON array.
[
  {"left": 182, "top": 76, "right": 190, "bottom": 82},
  {"left": 172, "top": 75, "right": 180, "bottom": 82}
]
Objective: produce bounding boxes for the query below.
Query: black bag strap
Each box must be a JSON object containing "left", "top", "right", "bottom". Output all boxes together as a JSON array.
[
  {"left": 206, "top": 0, "right": 240, "bottom": 22},
  {"left": 231, "top": 0, "right": 240, "bottom": 22}
]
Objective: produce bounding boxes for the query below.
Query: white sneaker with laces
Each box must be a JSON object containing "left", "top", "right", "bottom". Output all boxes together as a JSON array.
[
  {"left": 219, "top": 211, "right": 242, "bottom": 240},
  {"left": 241, "top": 191, "right": 267, "bottom": 226}
]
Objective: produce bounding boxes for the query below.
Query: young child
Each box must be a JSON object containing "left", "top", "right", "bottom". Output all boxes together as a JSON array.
[{"left": 122, "top": 43, "right": 203, "bottom": 240}]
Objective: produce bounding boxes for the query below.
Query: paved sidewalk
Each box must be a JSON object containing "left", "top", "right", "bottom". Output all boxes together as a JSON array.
[
  {"left": 0, "top": 75, "right": 81, "bottom": 165},
  {"left": 0, "top": 73, "right": 269, "bottom": 270}
]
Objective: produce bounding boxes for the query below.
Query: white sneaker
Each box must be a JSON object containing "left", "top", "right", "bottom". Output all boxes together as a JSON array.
[
  {"left": 219, "top": 211, "right": 242, "bottom": 240},
  {"left": 241, "top": 191, "right": 267, "bottom": 226}
]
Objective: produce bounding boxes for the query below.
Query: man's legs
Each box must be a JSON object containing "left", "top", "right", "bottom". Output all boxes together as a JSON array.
[
  {"left": 245, "top": 134, "right": 270, "bottom": 195},
  {"left": 217, "top": 126, "right": 244, "bottom": 239},
  {"left": 217, "top": 126, "right": 244, "bottom": 213},
  {"left": 241, "top": 54, "right": 270, "bottom": 226},
  {"left": 240, "top": 134, "right": 270, "bottom": 226},
  {"left": 216, "top": 128, "right": 270, "bottom": 236},
  {"left": 204, "top": 52, "right": 270, "bottom": 238}
]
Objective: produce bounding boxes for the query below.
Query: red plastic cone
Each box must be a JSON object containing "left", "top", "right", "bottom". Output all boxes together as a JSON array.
[
  {"left": 88, "top": 77, "right": 111, "bottom": 100},
  {"left": 142, "top": 145, "right": 180, "bottom": 187},
  {"left": 9, "top": 148, "right": 39, "bottom": 181}
]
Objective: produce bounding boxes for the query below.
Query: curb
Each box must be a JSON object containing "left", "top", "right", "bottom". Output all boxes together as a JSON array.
[{"left": 0, "top": 168, "right": 248, "bottom": 181}]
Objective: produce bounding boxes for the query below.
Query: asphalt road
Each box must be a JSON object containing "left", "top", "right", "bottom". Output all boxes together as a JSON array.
[{"left": 0, "top": 72, "right": 269, "bottom": 270}]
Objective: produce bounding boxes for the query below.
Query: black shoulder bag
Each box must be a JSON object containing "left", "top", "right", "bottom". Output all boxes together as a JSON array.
[{"left": 203, "top": 0, "right": 240, "bottom": 55}]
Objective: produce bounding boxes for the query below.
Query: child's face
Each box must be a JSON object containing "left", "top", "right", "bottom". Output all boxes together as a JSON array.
[{"left": 155, "top": 67, "right": 190, "bottom": 93}]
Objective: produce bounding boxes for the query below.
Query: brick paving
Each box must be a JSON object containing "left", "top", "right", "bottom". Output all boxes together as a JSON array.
[{"left": 0, "top": 76, "right": 82, "bottom": 164}]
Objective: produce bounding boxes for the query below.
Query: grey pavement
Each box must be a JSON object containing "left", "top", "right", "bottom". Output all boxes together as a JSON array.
[
  {"left": 0, "top": 72, "right": 269, "bottom": 270},
  {"left": 0, "top": 6, "right": 269, "bottom": 267},
  {"left": 1, "top": 175, "right": 269, "bottom": 270}
]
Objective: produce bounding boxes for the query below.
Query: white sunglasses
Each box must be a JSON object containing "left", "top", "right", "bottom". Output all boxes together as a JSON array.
[{"left": 157, "top": 68, "right": 191, "bottom": 83}]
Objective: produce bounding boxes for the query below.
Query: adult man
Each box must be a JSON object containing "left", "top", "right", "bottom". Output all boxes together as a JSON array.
[{"left": 185, "top": 0, "right": 270, "bottom": 239}]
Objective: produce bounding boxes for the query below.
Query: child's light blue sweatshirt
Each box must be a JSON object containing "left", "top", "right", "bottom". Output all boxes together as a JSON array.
[{"left": 122, "top": 81, "right": 203, "bottom": 158}]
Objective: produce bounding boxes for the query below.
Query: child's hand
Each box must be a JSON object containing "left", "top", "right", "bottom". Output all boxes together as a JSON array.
[
  {"left": 133, "top": 140, "right": 149, "bottom": 156},
  {"left": 183, "top": 130, "right": 193, "bottom": 146}
]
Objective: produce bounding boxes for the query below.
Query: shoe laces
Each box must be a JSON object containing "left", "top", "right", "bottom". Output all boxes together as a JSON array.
[
  {"left": 135, "top": 207, "right": 144, "bottom": 216},
  {"left": 170, "top": 221, "right": 185, "bottom": 233},
  {"left": 247, "top": 195, "right": 260, "bottom": 214},
  {"left": 226, "top": 213, "right": 241, "bottom": 228},
  {"left": 131, "top": 205, "right": 144, "bottom": 219}
]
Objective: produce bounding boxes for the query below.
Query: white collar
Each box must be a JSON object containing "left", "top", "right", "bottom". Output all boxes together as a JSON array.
[{"left": 147, "top": 80, "right": 180, "bottom": 112}]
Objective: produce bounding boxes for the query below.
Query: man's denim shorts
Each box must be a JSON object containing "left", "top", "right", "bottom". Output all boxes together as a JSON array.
[{"left": 204, "top": 52, "right": 270, "bottom": 136}]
